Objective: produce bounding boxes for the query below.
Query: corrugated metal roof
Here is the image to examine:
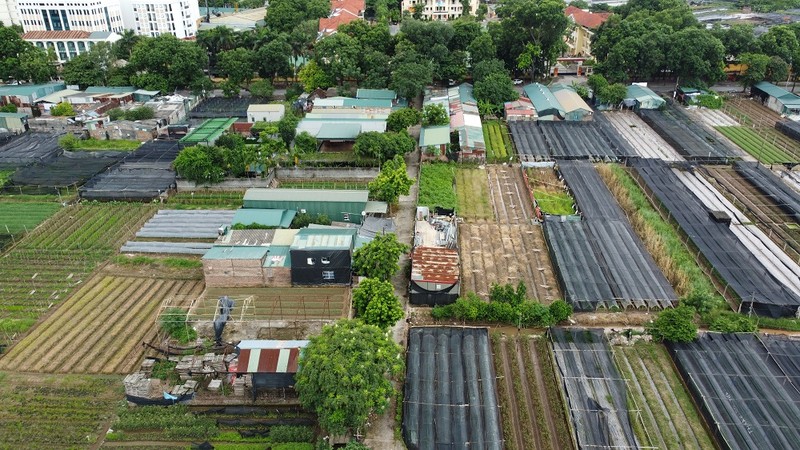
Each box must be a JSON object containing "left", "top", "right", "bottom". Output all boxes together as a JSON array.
[
  {"left": 247, "top": 104, "right": 285, "bottom": 112},
  {"left": 262, "top": 245, "right": 291, "bottom": 267},
  {"left": 216, "top": 229, "right": 275, "bottom": 246},
  {"left": 202, "top": 245, "right": 269, "bottom": 260},
  {"left": 343, "top": 98, "right": 393, "bottom": 108},
  {"left": 0, "top": 82, "right": 64, "bottom": 97},
  {"left": 238, "top": 339, "right": 309, "bottom": 349},
  {"left": 244, "top": 188, "right": 368, "bottom": 203},
  {"left": 0, "top": 112, "right": 27, "bottom": 119},
  {"left": 357, "top": 88, "right": 397, "bottom": 100},
  {"left": 626, "top": 84, "right": 663, "bottom": 102},
  {"left": 419, "top": 125, "right": 450, "bottom": 147},
  {"left": 553, "top": 89, "right": 592, "bottom": 114},
  {"left": 754, "top": 81, "right": 791, "bottom": 99},
  {"left": 291, "top": 228, "right": 355, "bottom": 250},
  {"left": 181, "top": 117, "right": 237, "bottom": 143},
  {"left": 457, "top": 83, "right": 477, "bottom": 105},
  {"left": 272, "top": 229, "right": 300, "bottom": 246},
  {"left": 22, "top": 30, "right": 91, "bottom": 39},
  {"left": 411, "top": 246, "right": 459, "bottom": 284},
  {"left": 523, "top": 83, "right": 564, "bottom": 117},
  {"left": 85, "top": 86, "right": 136, "bottom": 94},
  {"left": 236, "top": 345, "right": 305, "bottom": 373},
  {"left": 37, "top": 89, "right": 81, "bottom": 104},
  {"left": 316, "top": 122, "right": 361, "bottom": 139},
  {"left": 232, "top": 209, "right": 296, "bottom": 228},
  {"left": 364, "top": 200, "right": 388, "bottom": 214}
]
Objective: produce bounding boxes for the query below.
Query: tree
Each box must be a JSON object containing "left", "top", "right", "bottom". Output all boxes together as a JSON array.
[
  {"left": 548, "top": 300, "right": 573, "bottom": 323},
  {"left": 422, "top": 103, "right": 450, "bottom": 127},
  {"left": 277, "top": 111, "right": 300, "bottom": 147},
  {"left": 368, "top": 155, "right": 415, "bottom": 205},
  {"left": 63, "top": 42, "right": 117, "bottom": 88},
  {"left": 712, "top": 23, "right": 758, "bottom": 59},
  {"left": 648, "top": 305, "right": 697, "bottom": 343},
  {"left": 353, "top": 233, "right": 410, "bottom": 281},
  {"left": 314, "top": 32, "right": 363, "bottom": 85},
  {"left": 353, "top": 131, "right": 385, "bottom": 160},
  {"left": 256, "top": 37, "right": 292, "bottom": 81},
  {"left": 298, "top": 60, "right": 333, "bottom": 92},
  {"left": 473, "top": 72, "right": 519, "bottom": 111},
  {"left": 294, "top": 320, "right": 403, "bottom": 436},
  {"left": 467, "top": 33, "right": 497, "bottom": 66},
  {"left": 766, "top": 55, "right": 789, "bottom": 83},
  {"left": 472, "top": 58, "right": 507, "bottom": 82},
  {"left": 387, "top": 107, "right": 422, "bottom": 132},
  {"left": 740, "top": 53, "right": 770, "bottom": 90},
  {"left": 0, "top": 25, "right": 55, "bottom": 82},
  {"left": 219, "top": 47, "right": 255, "bottom": 87},
  {"left": 596, "top": 83, "right": 627, "bottom": 107},
  {"left": 264, "top": 0, "right": 330, "bottom": 34},
  {"left": 248, "top": 80, "right": 274, "bottom": 99},
  {"left": 758, "top": 25, "right": 799, "bottom": 64},
  {"left": 294, "top": 131, "right": 318, "bottom": 153},
  {"left": 391, "top": 61, "right": 433, "bottom": 102},
  {"left": 113, "top": 29, "right": 141, "bottom": 60},
  {"left": 173, "top": 146, "right": 225, "bottom": 183},
  {"left": 129, "top": 34, "right": 208, "bottom": 91},
  {"left": 50, "top": 102, "right": 75, "bottom": 117},
  {"left": 668, "top": 28, "right": 725, "bottom": 86},
  {"left": 352, "top": 278, "right": 404, "bottom": 330}
]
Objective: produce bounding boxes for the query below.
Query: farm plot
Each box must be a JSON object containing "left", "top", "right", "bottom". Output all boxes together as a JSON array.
[
  {"left": 514, "top": 119, "right": 634, "bottom": 160},
  {"left": 191, "top": 286, "right": 350, "bottom": 321},
  {"left": 418, "top": 163, "right": 456, "bottom": 210},
  {"left": 603, "top": 111, "right": 684, "bottom": 161},
  {"left": 0, "top": 203, "right": 156, "bottom": 339},
  {"left": 669, "top": 333, "right": 800, "bottom": 450},
  {"left": 723, "top": 97, "right": 800, "bottom": 161},
  {"left": 0, "top": 275, "right": 203, "bottom": 374},
  {"left": 487, "top": 165, "right": 535, "bottom": 224},
  {"left": 613, "top": 341, "right": 715, "bottom": 450},
  {"left": 189, "top": 96, "right": 269, "bottom": 118},
  {"left": 80, "top": 140, "right": 186, "bottom": 201},
  {"left": 632, "top": 158, "right": 800, "bottom": 317},
  {"left": 685, "top": 107, "right": 739, "bottom": 128},
  {"left": 0, "top": 371, "right": 121, "bottom": 449},
  {"left": 546, "top": 160, "right": 677, "bottom": 311},
  {"left": 403, "top": 327, "right": 502, "bottom": 450},
  {"left": 483, "top": 120, "right": 513, "bottom": 162},
  {"left": 0, "top": 132, "right": 62, "bottom": 170},
  {"left": 736, "top": 161, "right": 800, "bottom": 222},
  {"left": 166, "top": 190, "right": 244, "bottom": 208},
  {"left": 526, "top": 167, "right": 574, "bottom": 216},
  {"left": 459, "top": 223, "right": 560, "bottom": 302},
  {"left": 6, "top": 150, "right": 127, "bottom": 195},
  {"left": 455, "top": 167, "right": 493, "bottom": 221},
  {"left": 491, "top": 333, "right": 574, "bottom": 450},
  {"left": 0, "top": 201, "right": 60, "bottom": 237},
  {"left": 640, "top": 105, "right": 739, "bottom": 162},
  {"left": 674, "top": 167, "right": 800, "bottom": 298},
  {"left": 715, "top": 126, "right": 793, "bottom": 163},
  {"left": 551, "top": 328, "right": 638, "bottom": 450},
  {"left": 705, "top": 164, "right": 800, "bottom": 262}
]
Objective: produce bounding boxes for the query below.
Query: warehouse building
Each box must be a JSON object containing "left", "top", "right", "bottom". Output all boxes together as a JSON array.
[
  {"left": 751, "top": 81, "right": 800, "bottom": 118},
  {"left": 551, "top": 84, "right": 593, "bottom": 121},
  {"left": 289, "top": 228, "right": 355, "bottom": 286},
  {"left": 243, "top": 188, "right": 386, "bottom": 223},
  {"left": 522, "top": 83, "right": 565, "bottom": 121},
  {"left": 624, "top": 84, "right": 665, "bottom": 110}
]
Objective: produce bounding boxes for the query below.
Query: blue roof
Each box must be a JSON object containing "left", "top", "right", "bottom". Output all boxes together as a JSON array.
[
  {"left": 203, "top": 245, "right": 269, "bottom": 260},
  {"left": 419, "top": 125, "right": 450, "bottom": 147},
  {"left": 0, "top": 82, "right": 64, "bottom": 97},
  {"left": 85, "top": 86, "right": 136, "bottom": 94},
  {"left": 262, "top": 245, "right": 291, "bottom": 268},
  {"left": 523, "top": 83, "right": 564, "bottom": 117},
  {"left": 753, "top": 82, "right": 800, "bottom": 107},
  {"left": 232, "top": 209, "right": 296, "bottom": 229}
]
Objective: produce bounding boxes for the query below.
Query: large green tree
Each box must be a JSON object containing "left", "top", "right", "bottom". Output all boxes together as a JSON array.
[
  {"left": 0, "top": 25, "right": 56, "bottom": 83},
  {"left": 741, "top": 53, "right": 772, "bottom": 90},
  {"left": 352, "top": 278, "right": 404, "bottom": 329},
  {"left": 390, "top": 60, "right": 433, "bottom": 102},
  {"left": 474, "top": 72, "right": 519, "bottom": 110},
  {"left": 256, "top": 37, "right": 292, "bottom": 81},
  {"left": 353, "top": 232, "right": 410, "bottom": 281},
  {"left": 368, "top": 155, "right": 415, "bottom": 205},
  {"left": 265, "top": 0, "right": 329, "bottom": 34},
  {"left": 294, "top": 320, "right": 403, "bottom": 436},
  {"left": 173, "top": 146, "right": 225, "bottom": 183},
  {"left": 62, "top": 42, "right": 116, "bottom": 88},
  {"left": 219, "top": 47, "right": 255, "bottom": 87},
  {"left": 314, "top": 32, "right": 363, "bottom": 85},
  {"left": 648, "top": 305, "right": 697, "bottom": 343},
  {"left": 129, "top": 34, "right": 208, "bottom": 91},
  {"left": 668, "top": 28, "right": 726, "bottom": 86},
  {"left": 387, "top": 107, "right": 422, "bottom": 132}
]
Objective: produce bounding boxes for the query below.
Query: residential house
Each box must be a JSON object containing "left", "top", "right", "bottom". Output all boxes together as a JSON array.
[
  {"left": 289, "top": 228, "right": 355, "bottom": 286},
  {"left": 449, "top": 83, "right": 485, "bottom": 159},
  {"left": 247, "top": 104, "right": 286, "bottom": 123},
  {"left": 564, "top": 6, "right": 611, "bottom": 58},
  {"left": 0, "top": 82, "right": 66, "bottom": 111},
  {"left": 243, "top": 188, "right": 377, "bottom": 223},
  {"left": 318, "top": 0, "right": 364, "bottom": 37},
  {"left": 504, "top": 97, "right": 537, "bottom": 121},
  {"left": 751, "top": 81, "right": 800, "bottom": 117}
]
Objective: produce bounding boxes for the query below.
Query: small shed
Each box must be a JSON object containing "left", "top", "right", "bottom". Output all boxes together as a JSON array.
[
  {"left": 419, "top": 125, "right": 450, "bottom": 155},
  {"left": 290, "top": 228, "right": 355, "bottom": 286},
  {"left": 243, "top": 188, "right": 369, "bottom": 223},
  {"left": 522, "top": 83, "right": 564, "bottom": 121},
  {"left": 133, "top": 89, "right": 161, "bottom": 102},
  {"left": 751, "top": 81, "right": 800, "bottom": 117},
  {"left": 409, "top": 246, "right": 460, "bottom": 306},
  {"left": 504, "top": 97, "right": 537, "bottom": 121},
  {"left": 262, "top": 245, "right": 292, "bottom": 287},
  {"left": 247, "top": 104, "right": 286, "bottom": 123},
  {"left": 551, "top": 86, "right": 593, "bottom": 121},
  {"left": 232, "top": 209, "right": 296, "bottom": 229},
  {"left": 234, "top": 340, "right": 308, "bottom": 393},
  {"left": 0, "top": 112, "right": 29, "bottom": 133},
  {"left": 625, "top": 84, "right": 665, "bottom": 110},
  {"left": 202, "top": 245, "right": 269, "bottom": 287}
]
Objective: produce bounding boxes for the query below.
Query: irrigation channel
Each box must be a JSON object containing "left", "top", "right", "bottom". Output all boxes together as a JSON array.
[
  {"left": 491, "top": 333, "right": 574, "bottom": 450},
  {"left": 702, "top": 165, "right": 800, "bottom": 263}
]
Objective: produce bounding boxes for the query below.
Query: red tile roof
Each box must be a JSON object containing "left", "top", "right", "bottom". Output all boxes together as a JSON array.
[
  {"left": 318, "top": 0, "right": 365, "bottom": 35},
  {"left": 22, "top": 30, "right": 91, "bottom": 40},
  {"left": 411, "top": 246, "right": 460, "bottom": 285},
  {"left": 564, "top": 6, "right": 611, "bottom": 29}
]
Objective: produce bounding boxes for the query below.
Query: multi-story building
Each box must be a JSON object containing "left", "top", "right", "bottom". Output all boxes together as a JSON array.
[
  {"left": 22, "top": 30, "right": 121, "bottom": 63},
  {"left": 401, "top": 0, "right": 477, "bottom": 21},
  {"left": 564, "top": 5, "right": 611, "bottom": 58},
  {"left": 0, "top": 0, "right": 20, "bottom": 26},
  {"left": 17, "top": 0, "right": 125, "bottom": 33},
  {"left": 120, "top": 0, "right": 200, "bottom": 39}
]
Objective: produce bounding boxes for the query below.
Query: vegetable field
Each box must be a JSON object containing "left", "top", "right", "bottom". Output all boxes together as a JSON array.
[
  {"left": 192, "top": 287, "right": 350, "bottom": 320},
  {"left": 526, "top": 168, "right": 574, "bottom": 216},
  {"left": 613, "top": 342, "right": 715, "bottom": 450},
  {"left": 715, "top": 126, "right": 792, "bottom": 163},
  {"left": 487, "top": 166, "right": 535, "bottom": 224},
  {"left": 0, "top": 275, "right": 203, "bottom": 374},
  {"left": 0, "top": 201, "right": 60, "bottom": 250},
  {"left": 277, "top": 180, "right": 370, "bottom": 190},
  {"left": 491, "top": 334, "right": 574, "bottom": 450},
  {"left": 483, "top": 121, "right": 513, "bottom": 162},
  {"left": 0, "top": 203, "right": 156, "bottom": 340},
  {"left": 166, "top": 191, "right": 244, "bottom": 209},
  {"left": 0, "top": 371, "right": 121, "bottom": 449},
  {"left": 418, "top": 163, "right": 456, "bottom": 210},
  {"left": 722, "top": 97, "right": 800, "bottom": 162},
  {"left": 455, "top": 168, "right": 493, "bottom": 221}
]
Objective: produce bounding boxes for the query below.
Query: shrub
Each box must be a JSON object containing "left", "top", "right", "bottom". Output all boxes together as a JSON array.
[
  {"left": 648, "top": 306, "right": 697, "bottom": 343},
  {"left": 291, "top": 212, "right": 331, "bottom": 228},
  {"left": 59, "top": 133, "right": 80, "bottom": 150},
  {"left": 272, "top": 444, "right": 315, "bottom": 450},
  {"left": 422, "top": 103, "right": 449, "bottom": 126},
  {"left": 51, "top": 102, "right": 76, "bottom": 116},
  {"left": 697, "top": 93, "right": 723, "bottom": 109},
  {"left": 159, "top": 308, "right": 197, "bottom": 344},
  {"left": 125, "top": 106, "right": 155, "bottom": 120},
  {"left": 708, "top": 311, "right": 758, "bottom": 333},
  {"left": 0, "top": 104, "right": 17, "bottom": 113},
  {"left": 294, "top": 131, "right": 318, "bottom": 153},
  {"left": 549, "top": 300, "right": 573, "bottom": 323},
  {"left": 431, "top": 284, "right": 562, "bottom": 328},
  {"left": 151, "top": 360, "right": 177, "bottom": 380},
  {"left": 269, "top": 425, "right": 315, "bottom": 443}
]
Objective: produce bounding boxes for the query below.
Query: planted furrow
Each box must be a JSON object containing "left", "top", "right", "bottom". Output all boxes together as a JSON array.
[
  {"left": 524, "top": 337, "right": 556, "bottom": 450},
  {"left": 616, "top": 347, "right": 663, "bottom": 449},
  {"left": 498, "top": 337, "right": 524, "bottom": 449},
  {"left": 514, "top": 337, "right": 543, "bottom": 450}
]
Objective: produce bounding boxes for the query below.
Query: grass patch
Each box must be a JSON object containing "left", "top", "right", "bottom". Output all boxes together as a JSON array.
[
  {"left": 0, "top": 170, "right": 13, "bottom": 187},
  {"left": 0, "top": 202, "right": 61, "bottom": 235},
  {"left": 533, "top": 190, "right": 574, "bottom": 215},
  {"left": 278, "top": 180, "right": 370, "bottom": 190},
  {"left": 113, "top": 255, "right": 202, "bottom": 269},
  {"left": 167, "top": 191, "right": 244, "bottom": 209},
  {"left": 418, "top": 163, "right": 456, "bottom": 210},
  {"left": 69, "top": 138, "right": 141, "bottom": 151},
  {"left": 455, "top": 167, "right": 493, "bottom": 220},
  {"left": 483, "top": 120, "right": 513, "bottom": 163},
  {"left": 715, "top": 126, "right": 792, "bottom": 163}
]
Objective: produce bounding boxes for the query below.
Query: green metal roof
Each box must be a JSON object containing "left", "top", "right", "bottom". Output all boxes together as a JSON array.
[
  {"left": 549, "top": 83, "right": 574, "bottom": 93},
  {"left": 203, "top": 245, "right": 269, "bottom": 260},
  {"left": 181, "top": 117, "right": 237, "bottom": 143},
  {"left": 458, "top": 83, "right": 477, "bottom": 104},
  {"left": 291, "top": 227, "right": 355, "bottom": 250},
  {"left": 753, "top": 81, "right": 789, "bottom": 98},
  {"left": 232, "top": 209, "right": 296, "bottom": 228},
  {"left": 523, "top": 83, "right": 564, "bottom": 117},
  {"left": 244, "top": 188, "right": 368, "bottom": 203},
  {"left": 356, "top": 89, "right": 397, "bottom": 100},
  {"left": 419, "top": 125, "right": 450, "bottom": 147},
  {"left": 627, "top": 84, "right": 663, "bottom": 101},
  {"left": 263, "top": 245, "right": 291, "bottom": 267},
  {"left": 0, "top": 82, "right": 64, "bottom": 97},
  {"left": 0, "top": 112, "right": 28, "bottom": 119},
  {"left": 315, "top": 122, "right": 361, "bottom": 139},
  {"left": 85, "top": 86, "right": 136, "bottom": 94}
]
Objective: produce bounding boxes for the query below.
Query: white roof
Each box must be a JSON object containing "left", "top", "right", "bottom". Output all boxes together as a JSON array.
[
  {"left": 247, "top": 104, "right": 286, "bottom": 113},
  {"left": 237, "top": 340, "right": 309, "bottom": 349}
]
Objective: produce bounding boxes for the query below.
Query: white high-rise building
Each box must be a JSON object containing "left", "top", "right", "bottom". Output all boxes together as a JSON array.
[
  {"left": 0, "top": 0, "right": 20, "bottom": 26},
  {"left": 17, "top": 0, "right": 125, "bottom": 33},
  {"left": 401, "top": 0, "right": 478, "bottom": 21},
  {"left": 120, "top": 0, "right": 200, "bottom": 39}
]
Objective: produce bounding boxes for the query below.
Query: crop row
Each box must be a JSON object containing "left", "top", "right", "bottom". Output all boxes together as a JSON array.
[
  {"left": 0, "top": 202, "right": 61, "bottom": 236},
  {"left": 454, "top": 168, "right": 493, "bottom": 221},
  {"left": 484, "top": 121, "right": 512, "bottom": 162},
  {"left": 166, "top": 191, "right": 245, "bottom": 207},
  {"left": 418, "top": 163, "right": 457, "bottom": 210},
  {"left": 715, "top": 126, "right": 794, "bottom": 163}
]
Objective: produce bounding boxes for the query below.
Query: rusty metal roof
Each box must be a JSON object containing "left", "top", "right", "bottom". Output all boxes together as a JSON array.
[
  {"left": 235, "top": 340, "right": 308, "bottom": 374},
  {"left": 411, "top": 246, "right": 459, "bottom": 284}
]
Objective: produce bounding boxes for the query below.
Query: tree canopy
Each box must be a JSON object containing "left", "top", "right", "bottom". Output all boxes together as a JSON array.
[
  {"left": 387, "top": 107, "right": 422, "bottom": 132},
  {"left": 129, "top": 34, "right": 208, "bottom": 91},
  {"left": 352, "top": 278, "right": 404, "bottom": 330},
  {"left": 422, "top": 104, "right": 450, "bottom": 127},
  {"left": 295, "top": 320, "right": 403, "bottom": 436},
  {"left": 0, "top": 25, "right": 56, "bottom": 83},
  {"left": 648, "top": 305, "right": 698, "bottom": 343},
  {"left": 353, "top": 232, "right": 410, "bottom": 281},
  {"left": 368, "top": 155, "right": 415, "bottom": 205}
]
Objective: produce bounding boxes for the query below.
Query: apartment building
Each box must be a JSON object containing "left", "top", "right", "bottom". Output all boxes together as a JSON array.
[
  {"left": 401, "top": 0, "right": 478, "bottom": 21},
  {"left": 17, "top": 0, "right": 125, "bottom": 33},
  {"left": 0, "top": 0, "right": 20, "bottom": 26},
  {"left": 564, "top": 5, "right": 611, "bottom": 58},
  {"left": 120, "top": 0, "right": 200, "bottom": 39},
  {"left": 23, "top": 29, "right": 121, "bottom": 62}
]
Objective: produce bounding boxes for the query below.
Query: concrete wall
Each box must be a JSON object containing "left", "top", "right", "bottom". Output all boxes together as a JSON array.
[
  {"left": 275, "top": 167, "right": 378, "bottom": 180},
  {"left": 177, "top": 170, "right": 277, "bottom": 191}
]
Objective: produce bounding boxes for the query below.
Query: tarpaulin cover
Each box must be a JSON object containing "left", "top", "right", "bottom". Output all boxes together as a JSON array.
[
  {"left": 403, "top": 327, "right": 502, "bottom": 450},
  {"left": 640, "top": 104, "right": 738, "bottom": 162},
  {"left": 734, "top": 161, "right": 800, "bottom": 222}
]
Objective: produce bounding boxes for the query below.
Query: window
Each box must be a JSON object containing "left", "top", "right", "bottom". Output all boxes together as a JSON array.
[
  {"left": 342, "top": 213, "right": 350, "bottom": 222},
  {"left": 322, "top": 271, "right": 335, "bottom": 280},
  {"left": 321, "top": 257, "right": 330, "bottom": 265},
  {"left": 307, "top": 257, "right": 316, "bottom": 266}
]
